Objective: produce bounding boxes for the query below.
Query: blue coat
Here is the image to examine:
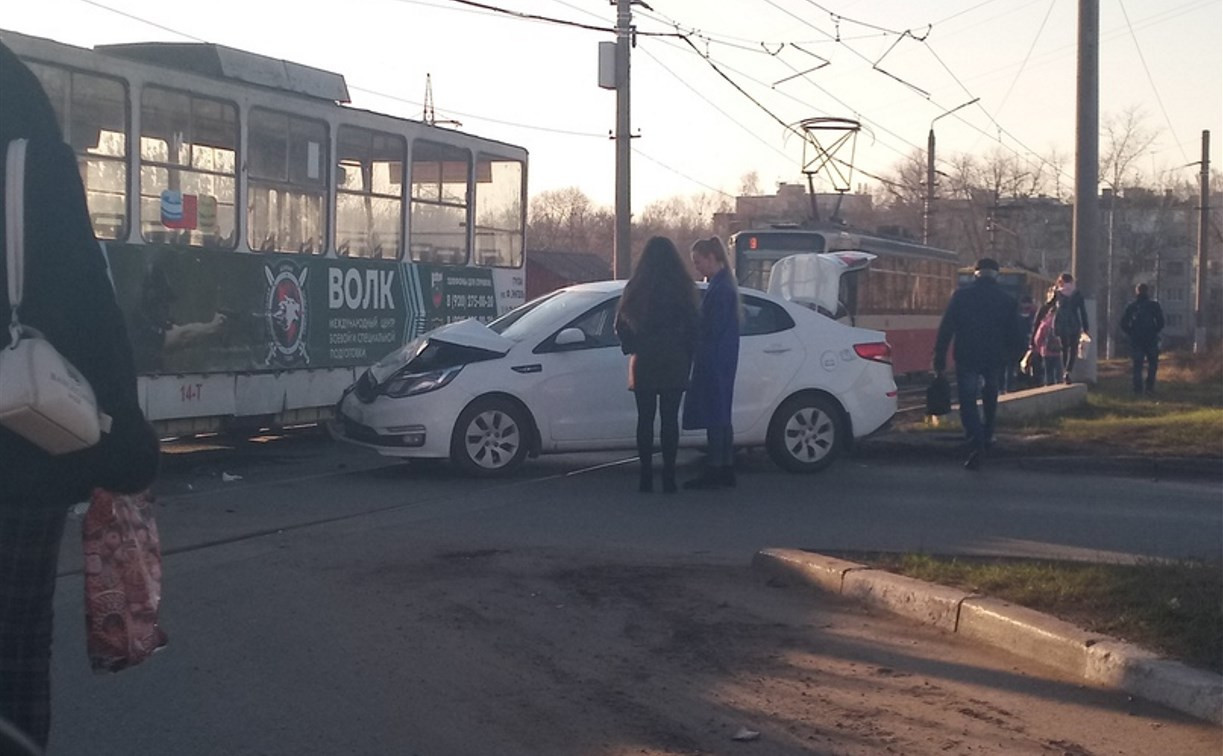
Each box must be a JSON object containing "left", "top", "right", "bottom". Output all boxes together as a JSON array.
[{"left": 683, "top": 267, "right": 740, "bottom": 429}]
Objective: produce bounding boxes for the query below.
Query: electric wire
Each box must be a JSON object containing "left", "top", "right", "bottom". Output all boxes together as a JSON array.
[
  {"left": 991, "top": 0, "right": 1055, "bottom": 120},
  {"left": 632, "top": 147, "right": 736, "bottom": 198},
  {"left": 1116, "top": 0, "right": 1189, "bottom": 162}
]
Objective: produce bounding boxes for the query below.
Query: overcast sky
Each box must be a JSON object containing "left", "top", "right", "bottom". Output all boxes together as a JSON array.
[{"left": 5, "top": 0, "right": 1220, "bottom": 212}]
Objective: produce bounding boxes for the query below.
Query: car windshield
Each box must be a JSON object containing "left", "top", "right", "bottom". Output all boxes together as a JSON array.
[{"left": 488, "top": 289, "right": 608, "bottom": 342}]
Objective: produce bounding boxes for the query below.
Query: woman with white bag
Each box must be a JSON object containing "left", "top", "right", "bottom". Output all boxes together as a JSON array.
[{"left": 0, "top": 41, "right": 159, "bottom": 750}]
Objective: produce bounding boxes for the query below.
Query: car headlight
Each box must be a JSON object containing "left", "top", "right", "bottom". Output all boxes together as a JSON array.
[{"left": 380, "top": 365, "right": 463, "bottom": 398}]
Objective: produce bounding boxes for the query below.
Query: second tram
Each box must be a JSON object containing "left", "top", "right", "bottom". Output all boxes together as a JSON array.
[{"left": 732, "top": 226, "right": 960, "bottom": 375}]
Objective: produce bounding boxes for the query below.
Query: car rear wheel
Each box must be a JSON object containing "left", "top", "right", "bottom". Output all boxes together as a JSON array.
[
  {"left": 766, "top": 394, "right": 844, "bottom": 473},
  {"left": 451, "top": 397, "right": 529, "bottom": 477}
]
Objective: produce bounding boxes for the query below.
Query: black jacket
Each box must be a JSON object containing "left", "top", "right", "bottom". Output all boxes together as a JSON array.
[
  {"left": 933, "top": 277, "right": 1025, "bottom": 373},
  {"left": 1120, "top": 295, "right": 1164, "bottom": 347},
  {"left": 0, "top": 46, "right": 159, "bottom": 505},
  {"left": 615, "top": 299, "right": 697, "bottom": 393}
]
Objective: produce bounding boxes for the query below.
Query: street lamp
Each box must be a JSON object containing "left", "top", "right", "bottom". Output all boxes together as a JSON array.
[{"left": 925, "top": 98, "right": 979, "bottom": 245}]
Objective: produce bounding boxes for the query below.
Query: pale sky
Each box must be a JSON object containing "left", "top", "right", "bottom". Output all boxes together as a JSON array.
[{"left": 4, "top": 0, "right": 1220, "bottom": 213}]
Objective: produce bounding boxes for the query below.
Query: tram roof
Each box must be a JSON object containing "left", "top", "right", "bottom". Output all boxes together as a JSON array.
[{"left": 96, "top": 42, "right": 350, "bottom": 104}]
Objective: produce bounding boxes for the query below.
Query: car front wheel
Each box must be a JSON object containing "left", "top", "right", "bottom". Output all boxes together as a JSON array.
[
  {"left": 766, "top": 394, "right": 844, "bottom": 473},
  {"left": 451, "top": 397, "right": 529, "bottom": 477}
]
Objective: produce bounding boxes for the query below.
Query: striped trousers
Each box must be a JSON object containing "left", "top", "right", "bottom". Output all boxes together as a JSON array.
[{"left": 0, "top": 495, "right": 70, "bottom": 750}]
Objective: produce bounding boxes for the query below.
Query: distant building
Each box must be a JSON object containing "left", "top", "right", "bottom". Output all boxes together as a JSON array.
[
  {"left": 525, "top": 250, "right": 612, "bottom": 299},
  {"left": 712, "top": 183, "right": 874, "bottom": 241}
]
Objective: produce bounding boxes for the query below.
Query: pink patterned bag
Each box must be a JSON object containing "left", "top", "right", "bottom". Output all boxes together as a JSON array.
[{"left": 82, "top": 489, "right": 168, "bottom": 672}]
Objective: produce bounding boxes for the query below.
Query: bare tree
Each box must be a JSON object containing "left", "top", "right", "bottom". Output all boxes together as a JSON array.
[
  {"left": 1100, "top": 106, "right": 1161, "bottom": 356},
  {"left": 738, "top": 171, "right": 762, "bottom": 196},
  {"left": 527, "top": 187, "right": 613, "bottom": 263}
]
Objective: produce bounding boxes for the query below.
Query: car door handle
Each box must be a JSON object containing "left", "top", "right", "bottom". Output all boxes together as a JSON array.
[
  {"left": 763, "top": 345, "right": 792, "bottom": 354},
  {"left": 512, "top": 364, "right": 542, "bottom": 374}
]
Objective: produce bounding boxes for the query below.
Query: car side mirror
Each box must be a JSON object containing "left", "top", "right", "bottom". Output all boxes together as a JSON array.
[{"left": 554, "top": 328, "right": 587, "bottom": 347}]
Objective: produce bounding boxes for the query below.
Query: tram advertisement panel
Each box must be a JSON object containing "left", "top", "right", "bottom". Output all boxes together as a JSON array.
[{"left": 105, "top": 245, "right": 501, "bottom": 375}]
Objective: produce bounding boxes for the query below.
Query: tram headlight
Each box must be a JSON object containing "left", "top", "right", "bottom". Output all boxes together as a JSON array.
[{"left": 380, "top": 365, "right": 463, "bottom": 398}]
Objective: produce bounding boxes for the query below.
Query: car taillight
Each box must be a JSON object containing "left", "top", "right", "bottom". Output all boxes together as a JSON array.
[{"left": 854, "top": 341, "right": 892, "bottom": 364}]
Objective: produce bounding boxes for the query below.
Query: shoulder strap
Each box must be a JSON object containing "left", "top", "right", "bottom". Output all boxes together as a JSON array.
[{"left": 5, "top": 138, "right": 28, "bottom": 343}]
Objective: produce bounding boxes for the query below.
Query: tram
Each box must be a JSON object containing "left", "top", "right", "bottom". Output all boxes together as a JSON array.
[
  {"left": 3, "top": 29, "right": 528, "bottom": 435},
  {"left": 732, "top": 226, "right": 960, "bottom": 375}
]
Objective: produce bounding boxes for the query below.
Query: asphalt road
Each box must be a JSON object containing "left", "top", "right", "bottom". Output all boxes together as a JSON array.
[{"left": 41, "top": 434, "right": 1222, "bottom": 755}]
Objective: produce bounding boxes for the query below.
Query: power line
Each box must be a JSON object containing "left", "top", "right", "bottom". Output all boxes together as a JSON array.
[
  {"left": 79, "top": 0, "right": 206, "bottom": 42},
  {"left": 632, "top": 147, "right": 735, "bottom": 198},
  {"left": 635, "top": 44, "right": 795, "bottom": 163},
  {"left": 992, "top": 0, "right": 1056, "bottom": 118},
  {"left": 1116, "top": 0, "right": 1189, "bottom": 162}
]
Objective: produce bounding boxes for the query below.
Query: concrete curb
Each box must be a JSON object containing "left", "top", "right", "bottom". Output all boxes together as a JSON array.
[{"left": 752, "top": 547, "right": 1223, "bottom": 725}]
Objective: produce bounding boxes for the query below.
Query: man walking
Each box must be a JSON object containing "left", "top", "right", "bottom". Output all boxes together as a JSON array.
[
  {"left": 1120, "top": 283, "right": 1165, "bottom": 395},
  {"left": 933, "top": 258, "right": 1025, "bottom": 470}
]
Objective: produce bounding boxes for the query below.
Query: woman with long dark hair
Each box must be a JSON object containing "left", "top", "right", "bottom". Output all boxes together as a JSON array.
[
  {"left": 0, "top": 41, "right": 159, "bottom": 749},
  {"left": 615, "top": 237, "right": 699, "bottom": 493},
  {"left": 683, "top": 236, "right": 741, "bottom": 489}
]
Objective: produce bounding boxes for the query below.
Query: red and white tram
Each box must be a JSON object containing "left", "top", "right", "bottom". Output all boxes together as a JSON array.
[{"left": 732, "top": 226, "right": 959, "bottom": 376}]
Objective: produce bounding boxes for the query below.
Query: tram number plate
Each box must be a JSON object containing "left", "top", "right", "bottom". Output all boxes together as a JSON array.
[{"left": 180, "top": 383, "right": 205, "bottom": 403}]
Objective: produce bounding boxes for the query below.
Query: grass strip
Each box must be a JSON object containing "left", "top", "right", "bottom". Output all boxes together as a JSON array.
[{"left": 858, "top": 552, "right": 1223, "bottom": 675}]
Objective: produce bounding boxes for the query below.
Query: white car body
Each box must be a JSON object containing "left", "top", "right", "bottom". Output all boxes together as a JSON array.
[{"left": 333, "top": 271, "right": 897, "bottom": 476}]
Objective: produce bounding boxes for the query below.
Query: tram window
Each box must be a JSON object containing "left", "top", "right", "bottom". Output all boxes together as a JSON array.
[
  {"left": 139, "top": 87, "right": 237, "bottom": 248},
  {"left": 473, "top": 154, "right": 523, "bottom": 268},
  {"left": 27, "top": 63, "right": 129, "bottom": 240},
  {"left": 336, "top": 126, "right": 404, "bottom": 259},
  {"left": 410, "top": 140, "right": 469, "bottom": 264},
  {"left": 248, "top": 108, "right": 328, "bottom": 255}
]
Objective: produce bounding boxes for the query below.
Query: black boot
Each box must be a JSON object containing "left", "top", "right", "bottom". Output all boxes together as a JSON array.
[{"left": 638, "top": 458, "right": 653, "bottom": 492}]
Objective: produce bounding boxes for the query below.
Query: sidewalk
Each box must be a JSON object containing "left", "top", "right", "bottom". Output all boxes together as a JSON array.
[
  {"left": 854, "top": 429, "right": 1223, "bottom": 481},
  {"left": 863, "top": 381, "right": 1221, "bottom": 481},
  {"left": 753, "top": 548, "right": 1223, "bottom": 725}
]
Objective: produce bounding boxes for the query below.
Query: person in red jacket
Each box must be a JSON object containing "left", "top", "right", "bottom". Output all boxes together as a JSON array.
[{"left": 0, "top": 41, "right": 159, "bottom": 750}]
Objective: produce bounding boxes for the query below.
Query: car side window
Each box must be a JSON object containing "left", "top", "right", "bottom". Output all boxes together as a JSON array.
[
  {"left": 536, "top": 297, "right": 621, "bottom": 352},
  {"left": 741, "top": 295, "right": 796, "bottom": 336}
]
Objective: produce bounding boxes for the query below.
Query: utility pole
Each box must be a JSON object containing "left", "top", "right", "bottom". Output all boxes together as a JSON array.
[
  {"left": 613, "top": 0, "right": 633, "bottom": 280},
  {"left": 925, "top": 99, "right": 977, "bottom": 247},
  {"left": 924, "top": 129, "right": 935, "bottom": 245},
  {"left": 1072, "top": 0, "right": 1100, "bottom": 331},
  {"left": 1194, "top": 130, "right": 1211, "bottom": 353}
]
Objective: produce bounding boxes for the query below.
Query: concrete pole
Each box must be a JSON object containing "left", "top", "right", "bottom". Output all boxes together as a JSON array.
[
  {"left": 1194, "top": 130, "right": 1210, "bottom": 353},
  {"left": 1072, "top": 0, "right": 1100, "bottom": 333},
  {"left": 613, "top": 0, "right": 632, "bottom": 280}
]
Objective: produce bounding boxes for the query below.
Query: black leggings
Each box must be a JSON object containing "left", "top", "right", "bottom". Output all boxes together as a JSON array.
[{"left": 634, "top": 389, "right": 684, "bottom": 472}]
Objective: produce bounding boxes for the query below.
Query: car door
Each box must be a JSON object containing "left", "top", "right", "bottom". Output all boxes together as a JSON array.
[
  {"left": 732, "top": 294, "right": 805, "bottom": 436},
  {"left": 528, "top": 297, "right": 637, "bottom": 447}
]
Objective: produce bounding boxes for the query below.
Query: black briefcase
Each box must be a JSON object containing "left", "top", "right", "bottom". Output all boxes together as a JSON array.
[{"left": 925, "top": 375, "right": 952, "bottom": 416}]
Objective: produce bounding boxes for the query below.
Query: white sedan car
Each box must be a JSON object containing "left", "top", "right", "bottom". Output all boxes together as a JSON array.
[{"left": 332, "top": 279, "right": 897, "bottom": 476}]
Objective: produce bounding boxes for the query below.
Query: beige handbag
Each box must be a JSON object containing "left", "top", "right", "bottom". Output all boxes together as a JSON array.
[{"left": 0, "top": 139, "right": 106, "bottom": 454}]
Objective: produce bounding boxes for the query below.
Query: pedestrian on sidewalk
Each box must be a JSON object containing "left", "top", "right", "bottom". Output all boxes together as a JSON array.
[
  {"left": 1052, "top": 273, "right": 1090, "bottom": 383},
  {"left": 683, "top": 236, "right": 740, "bottom": 489},
  {"left": 933, "top": 258, "right": 1026, "bottom": 470},
  {"left": 615, "top": 236, "right": 699, "bottom": 493},
  {"left": 1119, "top": 283, "right": 1165, "bottom": 396},
  {"left": 0, "top": 41, "right": 160, "bottom": 750}
]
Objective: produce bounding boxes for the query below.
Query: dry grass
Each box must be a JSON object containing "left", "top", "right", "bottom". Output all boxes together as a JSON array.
[{"left": 857, "top": 552, "right": 1223, "bottom": 675}]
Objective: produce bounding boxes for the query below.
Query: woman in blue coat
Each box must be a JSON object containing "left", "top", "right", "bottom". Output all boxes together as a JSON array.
[{"left": 683, "top": 236, "right": 740, "bottom": 489}]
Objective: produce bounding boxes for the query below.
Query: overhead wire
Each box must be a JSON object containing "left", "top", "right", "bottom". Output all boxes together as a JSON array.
[{"left": 1116, "top": 0, "right": 1189, "bottom": 162}]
